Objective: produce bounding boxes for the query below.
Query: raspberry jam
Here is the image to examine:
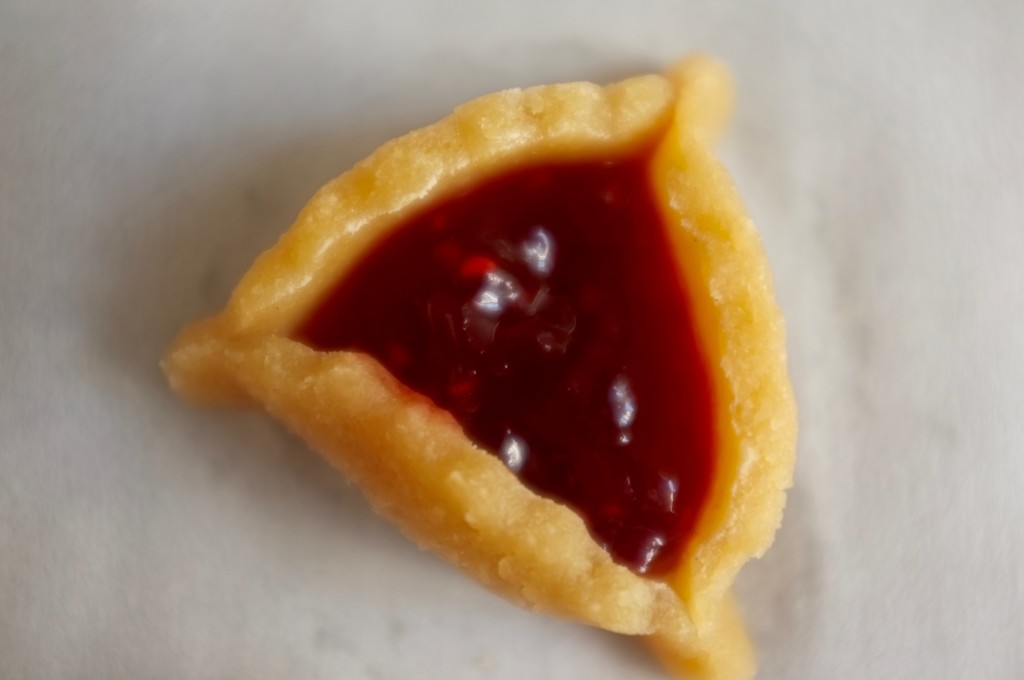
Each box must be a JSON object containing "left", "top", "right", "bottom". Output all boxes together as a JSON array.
[{"left": 295, "top": 152, "right": 714, "bottom": 575}]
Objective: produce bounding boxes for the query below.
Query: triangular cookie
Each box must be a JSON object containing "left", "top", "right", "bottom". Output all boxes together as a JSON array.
[{"left": 163, "top": 55, "right": 796, "bottom": 680}]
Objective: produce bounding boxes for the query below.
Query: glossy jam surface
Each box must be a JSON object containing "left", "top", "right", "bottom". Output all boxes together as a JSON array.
[{"left": 296, "top": 153, "right": 714, "bottom": 575}]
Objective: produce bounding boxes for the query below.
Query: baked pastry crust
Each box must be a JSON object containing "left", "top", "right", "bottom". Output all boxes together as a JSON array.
[{"left": 163, "top": 56, "right": 796, "bottom": 679}]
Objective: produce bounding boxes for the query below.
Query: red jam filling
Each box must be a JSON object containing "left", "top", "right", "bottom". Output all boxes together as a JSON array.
[{"left": 295, "top": 151, "right": 714, "bottom": 575}]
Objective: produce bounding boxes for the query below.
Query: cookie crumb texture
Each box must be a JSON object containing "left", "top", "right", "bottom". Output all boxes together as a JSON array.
[{"left": 163, "top": 55, "right": 796, "bottom": 680}]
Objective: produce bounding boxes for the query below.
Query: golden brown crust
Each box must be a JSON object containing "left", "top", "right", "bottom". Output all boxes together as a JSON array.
[
  {"left": 638, "top": 59, "right": 797, "bottom": 675},
  {"left": 651, "top": 56, "right": 797, "bottom": 620},
  {"left": 218, "top": 74, "right": 675, "bottom": 340},
  {"left": 163, "top": 56, "right": 796, "bottom": 680}
]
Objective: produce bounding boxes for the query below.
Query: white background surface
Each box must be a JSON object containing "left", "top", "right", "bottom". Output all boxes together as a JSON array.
[{"left": 2, "top": 2, "right": 1023, "bottom": 678}]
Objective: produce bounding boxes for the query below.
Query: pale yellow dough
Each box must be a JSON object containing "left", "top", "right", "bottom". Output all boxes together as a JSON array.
[{"left": 163, "top": 56, "right": 797, "bottom": 680}]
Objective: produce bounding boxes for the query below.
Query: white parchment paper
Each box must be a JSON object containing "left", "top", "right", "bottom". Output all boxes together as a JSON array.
[{"left": 2, "top": 2, "right": 1022, "bottom": 678}]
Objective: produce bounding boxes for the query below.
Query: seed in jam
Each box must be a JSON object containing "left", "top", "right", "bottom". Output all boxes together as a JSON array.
[{"left": 295, "top": 152, "right": 714, "bottom": 576}]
